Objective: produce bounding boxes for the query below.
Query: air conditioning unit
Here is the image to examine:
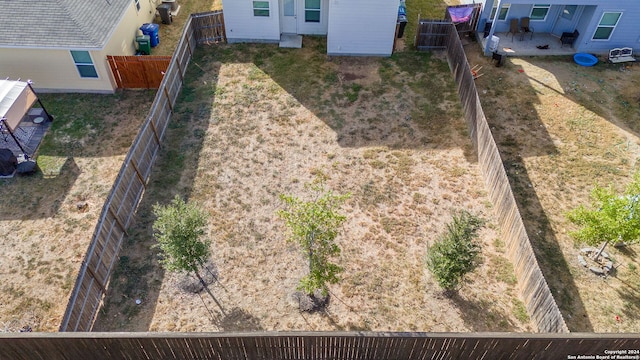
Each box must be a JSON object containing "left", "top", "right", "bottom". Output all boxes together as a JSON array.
[{"left": 162, "top": 0, "right": 178, "bottom": 12}]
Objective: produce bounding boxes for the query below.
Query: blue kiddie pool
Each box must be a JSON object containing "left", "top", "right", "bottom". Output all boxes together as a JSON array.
[{"left": 574, "top": 53, "right": 598, "bottom": 66}]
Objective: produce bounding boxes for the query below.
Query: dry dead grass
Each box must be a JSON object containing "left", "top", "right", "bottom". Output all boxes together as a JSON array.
[
  {"left": 0, "top": 91, "right": 154, "bottom": 332},
  {"left": 95, "top": 41, "right": 532, "bottom": 333},
  {"left": 468, "top": 47, "right": 640, "bottom": 332},
  {"left": 8, "top": 0, "right": 637, "bottom": 334},
  {"left": 0, "top": 0, "right": 217, "bottom": 334}
]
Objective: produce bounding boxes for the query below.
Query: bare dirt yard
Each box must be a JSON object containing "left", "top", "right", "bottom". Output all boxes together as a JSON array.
[
  {"left": 467, "top": 46, "right": 640, "bottom": 332},
  {"left": 94, "top": 39, "right": 533, "bottom": 333},
  {"left": 0, "top": 91, "right": 155, "bottom": 332}
]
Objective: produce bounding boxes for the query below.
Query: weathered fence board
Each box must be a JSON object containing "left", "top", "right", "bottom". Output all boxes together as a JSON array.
[
  {"left": 1, "top": 332, "right": 640, "bottom": 360},
  {"left": 440, "top": 23, "right": 568, "bottom": 332},
  {"left": 60, "top": 12, "right": 218, "bottom": 332},
  {"left": 192, "top": 10, "right": 226, "bottom": 45},
  {"left": 107, "top": 56, "right": 171, "bottom": 89},
  {"left": 414, "top": 19, "right": 451, "bottom": 50}
]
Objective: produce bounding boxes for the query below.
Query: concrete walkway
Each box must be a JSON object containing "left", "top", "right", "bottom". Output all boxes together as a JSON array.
[{"left": 279, "top": 34, "right": 303, "bottom": 49}]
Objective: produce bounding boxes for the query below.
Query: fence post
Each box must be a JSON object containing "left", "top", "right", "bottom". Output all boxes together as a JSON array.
[
  {"left": 437, "top": 20, "right": 569, "bottom": 333},
  {"left": 59, "top": 10, "right": 226, "bottom": 333},
  {"left": 163, "top": 86, "right": 174, "bottom": 112},
  {"left": 130, "top": 159, "right": 148, "bottom": 188},
  {"left": 107, "top": 206, "right": 128, "bottom": 235}
]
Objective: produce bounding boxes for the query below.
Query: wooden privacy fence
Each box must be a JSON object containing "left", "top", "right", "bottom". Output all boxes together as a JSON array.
[
  {"left": 59, "top": 11, "right": 225, "bottom": 332},
  {"left": 435, "top": 23, "right": 568, "bottom": 332},
  {"left": 414, "top": 19, "right": 451, "bottom": 50},
  {"left": 192, "top": 10, "right": 227, "bottom": 45},
  {"left": 107, "top": 56, "right": 171, "bottom": 89},
  {"left": 2, "top": 332, "right": 640, "bottom": 359}
]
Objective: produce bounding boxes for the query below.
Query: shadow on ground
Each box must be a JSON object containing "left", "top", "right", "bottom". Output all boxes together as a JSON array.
[
  {"left": 449, "top": 293, "right": 520, "bottom": 332},
  {"left": 0, "top": 91, "right": 155, "bottom": 221},
  {"left": 204, "top": 39, "right": 474, "bottom": 156},
  {"left": 467, "top": 45, "right": 594, "bottom": 331},
  {"left": 93, "top": 60, "right": 220, "bottom": 331},
  {"left": 0, "top": 157, "right": 80, "bottom": 220}
]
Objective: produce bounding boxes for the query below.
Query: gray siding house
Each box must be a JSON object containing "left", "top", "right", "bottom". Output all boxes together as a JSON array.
[{"left": 478, "top": 0, "right": 640, "bottom": 55}]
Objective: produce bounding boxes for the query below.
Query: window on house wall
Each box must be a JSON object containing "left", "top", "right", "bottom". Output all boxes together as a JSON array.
[
  {"left": 305, "top": 0, "right": 320, "bottom": 23},
  {"left": 283, "top": 0, "right": 294, "bottom": 16},
  {"left": 70, "top": 51, "right": 98, "bottom": 78},
  {"left": 561, "top": 5, "right": 577, "bottom": 20},
  {"left": 491, "top": 3, "right": 510, "bottom": 21},
  {"left": 253, "top": 1, "right": 269, "bottom": 17},
  {"left": 592, "top": 12, "right": 622, "bottom": 40},
  {"left": 134, "top": 0, "right": 140, "bottom": 11},
  {"left": 530, "top": 4, "right": 551, "bottom": 20}
]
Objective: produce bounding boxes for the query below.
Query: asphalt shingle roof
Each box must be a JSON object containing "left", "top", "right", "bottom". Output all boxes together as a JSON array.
[{"left": 0, "top": 0, "right": 131, "bottom": 49}]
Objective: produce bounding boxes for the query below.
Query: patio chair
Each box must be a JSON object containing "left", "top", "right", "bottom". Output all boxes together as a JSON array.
[
  {"left": 560, "top": 29, "right": 579, "bottom": 48},
  {"left": 520, "top": 17, "right": 533, "bottom": 40},
  {"left": 508, "top": 18, "right": 520, "bottom": 41}
]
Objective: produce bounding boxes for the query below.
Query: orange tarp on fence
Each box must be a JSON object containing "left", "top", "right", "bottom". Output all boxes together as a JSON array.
[{"left": 107, "top": 56, "right": 171, "bottom": 89}]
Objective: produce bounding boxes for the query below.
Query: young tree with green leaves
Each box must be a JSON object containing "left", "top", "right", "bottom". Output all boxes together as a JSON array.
[
  {"left": 278, "top": 182, "right": 350, "bottom": 298},
  {"left": 153, "top": 195, "right": 211, "bottom": 287},
  {"left": 426, "top": 210, "right": 484, "bottom": 294},
  {"left": 567, "top": 172, "right": 640, "bottom": 261}
]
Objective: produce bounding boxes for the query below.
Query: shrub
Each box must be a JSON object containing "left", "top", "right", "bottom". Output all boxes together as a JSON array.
[
  {"left": 426, "top": 211, "right": 484, "bottom": 293},
  {"left": 278, "top": 181, "right": 350, "bottom": 297}
]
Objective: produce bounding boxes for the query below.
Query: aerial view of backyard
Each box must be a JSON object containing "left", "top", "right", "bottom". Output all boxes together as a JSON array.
[{"left": 1, "top": 0, "right": 640, "bottom": 340}]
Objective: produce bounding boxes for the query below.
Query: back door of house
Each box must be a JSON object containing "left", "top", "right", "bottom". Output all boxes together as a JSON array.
[
  {"left": 551, "top": 5, "right": 581, "bottom": 37},
  {"left": 281, "top": 0, "right": 297, "bottom": 34}
]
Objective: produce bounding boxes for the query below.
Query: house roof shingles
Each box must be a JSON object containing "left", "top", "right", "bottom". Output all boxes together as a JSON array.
[{"left": 0, "top": 0, "right": 131, "bottom": 49}]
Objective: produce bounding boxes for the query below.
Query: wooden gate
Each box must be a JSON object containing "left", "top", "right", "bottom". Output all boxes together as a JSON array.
[
  {"left": 414, "top": 19, "right": 452, "bottom": 50},
  {"left": 107, "top": 56, "right": 171, "bottom": 89},
  {"left": 192, "top": 10, "right": 226, "bottom": 45}
]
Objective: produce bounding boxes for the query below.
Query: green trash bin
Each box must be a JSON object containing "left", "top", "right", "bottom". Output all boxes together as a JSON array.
[{"left": 136, "top": 35, "right": 151, "bottom": 55}]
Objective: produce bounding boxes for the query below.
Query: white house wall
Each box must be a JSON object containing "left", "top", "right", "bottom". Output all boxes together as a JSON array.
[
  {"left": 296, "top": 0, "right": 330, "bottom": 35},
  {"left": 326, "top": 0, "right": 397, "bottom": 56},
  {"left": 222, "top": 0, "right": 281, "bottom": 43}
]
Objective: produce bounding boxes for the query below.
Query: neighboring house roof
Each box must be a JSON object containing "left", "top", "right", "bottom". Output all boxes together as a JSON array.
[{"left": 0, "top": 0, "right": 131, "bottom": 49}]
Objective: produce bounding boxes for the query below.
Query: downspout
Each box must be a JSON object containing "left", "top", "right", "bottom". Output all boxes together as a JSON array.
[{"left": 484, "top": 0, "right": 501, "bottom": 55}]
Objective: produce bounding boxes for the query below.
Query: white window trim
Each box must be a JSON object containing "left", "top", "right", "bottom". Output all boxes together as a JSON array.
[
  {"left": 530, "top": 4, "right": 551, "bottom": 21},
  {"left": 70, "top": 51, "right": 99, "bottom": 79},
  {"left": 304, "top": 0, "right": 321, "bottom": 23},
  {"left": 490, "top": 5, "right": 497, "bottom": 19},
  {"left": 592, "top": 11, "right": 622, "bottom": 41},
  {"left": 492, "top": 3, "right": 510, "bottom": 21},
  {"left": 252, "top": 0, "right": 270, "bottom": 17}
]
